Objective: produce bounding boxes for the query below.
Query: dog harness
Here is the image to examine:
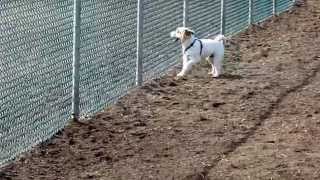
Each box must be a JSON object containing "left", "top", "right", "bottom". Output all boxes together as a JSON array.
[{"left": 184, "top": 39, "right": 203, "bottom": 56}]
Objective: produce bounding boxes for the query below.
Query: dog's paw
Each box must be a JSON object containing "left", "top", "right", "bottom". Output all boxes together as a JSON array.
[
  {"left": 176, "top": 72, "right": 185, "bottom": 77},
  {"left": 174, "top": 74, "right": 187, "bottom": 81},
  {"left": 212, "top": 74, "right": 220, "bottom": 78},
  {"left": 174, "top": 75, "right": 184, "bottom": 80}
]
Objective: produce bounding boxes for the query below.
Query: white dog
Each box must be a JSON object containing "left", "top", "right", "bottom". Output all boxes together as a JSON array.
[{"left": 170, "top": 27, "right": 225, "bottom": 78}]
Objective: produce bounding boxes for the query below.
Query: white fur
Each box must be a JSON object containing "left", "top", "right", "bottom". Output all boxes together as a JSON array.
[{"left": 170, "top": 27, "right": 225, "bottom": 78}]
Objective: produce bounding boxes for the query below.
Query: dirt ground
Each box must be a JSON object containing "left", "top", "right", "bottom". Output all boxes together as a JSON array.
[{"left": 1, "top": 0, "right": 320, "bottom": 179}]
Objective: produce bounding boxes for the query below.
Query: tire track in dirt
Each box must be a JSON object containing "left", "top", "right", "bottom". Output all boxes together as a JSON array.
[
  {"left": 221, "top": 57, "right": 320, "bottom": 160},
  {"left": 208, "top": 59, "right": 320, "bottom": 180},
  {"left": 182, "top": 56, "right": 320, "bottom": 180},
  {"left": 183, "top": 1, "right": 320, "bottom": 178}
]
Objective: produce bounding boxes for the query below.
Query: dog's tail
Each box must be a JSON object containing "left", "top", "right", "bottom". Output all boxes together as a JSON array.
[
  {"left": 214, "top": 34, "right": 236, "bottom": 46},
  {"left": 214, "top": 34, "right": 227, "bottom": 42}
]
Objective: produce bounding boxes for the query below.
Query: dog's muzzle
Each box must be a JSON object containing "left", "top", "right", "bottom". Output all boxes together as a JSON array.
[
  {"left": 170, "top": 31, "right": 179, "bottom": 42},
  {"left": 170, "top": 31, "right": 176, "bottom": 38}
]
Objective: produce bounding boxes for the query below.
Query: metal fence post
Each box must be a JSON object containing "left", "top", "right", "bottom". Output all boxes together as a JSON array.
[
  {"left": 220, "top": 0, "right": 225, "bottom": 35},
  {"left": 273, "top": 0, "right": 277, "bottom": 15},
  {"left": 183, "top": 0, "right": 188, "bottom": 27},
  {"left": 136, "top": 0, "right": 143, "bottom": 86},
  {"left": 249, "top": 0, "right": 253, "bottom": 25},
  {"left": 72, "top": 0, "right": 81, "bottom": 121}
]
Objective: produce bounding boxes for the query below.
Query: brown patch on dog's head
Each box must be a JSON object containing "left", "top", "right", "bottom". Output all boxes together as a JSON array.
[{"left": 181, "top": 29, "right": 193, "bottom": 42}]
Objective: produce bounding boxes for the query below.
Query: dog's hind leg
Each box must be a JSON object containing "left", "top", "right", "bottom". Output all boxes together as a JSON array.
[
  {"left": 207, "top": 55, "right": 214, "bottom": 75},
  {"left": 212, "top": 53, "right": 223, "bottom": 78}
]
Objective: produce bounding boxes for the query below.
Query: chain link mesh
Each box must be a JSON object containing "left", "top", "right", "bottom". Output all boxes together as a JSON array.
[
  {"left": 0, "top": 0, "right": 73, "bottom": 165},
  {"left": 276, "top": 0, "right": 294, "bottom": 14},
  {"left": 188, "top": 0, "right": 221, "bottom": 38},
  {"left": 0, "top": 0, "right": 294, "bottom": 167},
  {"left": 252, "top": 0, "right": 274, "bottom": 23},
  {"left": 142, "top": 0, "right": 183, "bottom": 81},
  {"left": 225, "top": 0, "right": 250, "bottom": 35},
  {"left": 79, "top": 0, "right": 137, "bottom": 116}
]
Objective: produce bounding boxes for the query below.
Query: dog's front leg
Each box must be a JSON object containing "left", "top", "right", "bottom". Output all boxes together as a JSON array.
[
  {"left": 176, "top": 54, "right": 188, "bottom": 77},
  {"left": 177, "top": 55, "right": 200, "bottom": 77}
]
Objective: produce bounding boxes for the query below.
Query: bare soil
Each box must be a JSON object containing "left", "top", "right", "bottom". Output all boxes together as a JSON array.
[{"left": 1, "top": 0, "right": 320, "bottom": 179}]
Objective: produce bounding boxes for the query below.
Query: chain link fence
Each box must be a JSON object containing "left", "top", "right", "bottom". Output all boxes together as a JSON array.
[
  {"left": 79, "top": 0, "right": 137, "bottom": 116},
  {"left": 225, "top": 0, "right": 250, "bottom": 35},
  {"left": 142, "top": 0, "right": 183, "bottom": 81},
  {"left": 0, "top": 0, "right": 74, "bottom": 167},
  {"left": 252, "top": 0, "right": 274, "bottom": 23},
  {"left": 276, "top": 0, "right": 294, "bottom": 14},
  {"left": 188, "top": 0, "right": 221, "bottom": 38},
  {"left": 0, "top": 0, "right": 294, "bottom": 167}
]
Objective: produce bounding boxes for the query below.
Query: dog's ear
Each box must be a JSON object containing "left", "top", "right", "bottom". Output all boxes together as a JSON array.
[
  {"left": 184, "top": 28, "right": 194, "bottom": 36},
  {"left": 182, "top": 29, "right": 194, "bottom": 41},
  {"left": 184, "top": 30, "right": 193, "bottom": 37},
  {"left": 178, "top": 28, "right": 194, "bottom": 42}
]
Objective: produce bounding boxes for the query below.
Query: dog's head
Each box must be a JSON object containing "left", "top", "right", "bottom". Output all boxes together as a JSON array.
[{"left": 170, "top": 27, "right": 195, "bottom": 43}]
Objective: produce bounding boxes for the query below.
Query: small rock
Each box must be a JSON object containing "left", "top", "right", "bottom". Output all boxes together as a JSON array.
[
  {"left": 199, "top": 115, "right": 209, "bottom": 121},
  {"left": 212, "top": 102, "right": 226, "bottom": 108}
]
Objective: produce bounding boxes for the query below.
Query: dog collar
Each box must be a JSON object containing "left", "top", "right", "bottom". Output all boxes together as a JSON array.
[{"left": 184, "top": 39, "right": 203, "bottom": 56}]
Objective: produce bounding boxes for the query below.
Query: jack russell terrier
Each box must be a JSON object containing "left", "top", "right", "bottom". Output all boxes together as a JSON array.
[{"left": 170, "top": 27, "right": 226, "bottom": 78}]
